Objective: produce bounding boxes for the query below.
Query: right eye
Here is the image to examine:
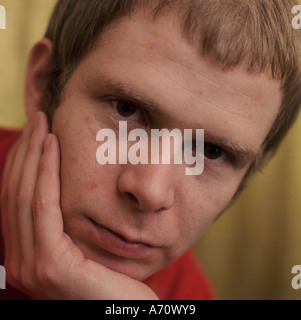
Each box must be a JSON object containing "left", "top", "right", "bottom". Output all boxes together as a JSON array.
[
  {"left": 204, "top": 143, "right": 228, "bottom": 163},
  {"left": 112, "top": 100, "right": 144, "bottom": 122}
]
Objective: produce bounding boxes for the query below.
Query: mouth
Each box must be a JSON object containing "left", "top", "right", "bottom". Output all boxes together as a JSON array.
[{"left": 88, "top": 218, "right": 157, "bottom": 259}]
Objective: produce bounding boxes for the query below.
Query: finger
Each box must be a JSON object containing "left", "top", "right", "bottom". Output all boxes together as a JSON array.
[
  {"left": 1, "top": 134, "right": 21, "bottom": 190},
  {"left": 32, "top": 134, "right": 63, "bottom": 251},
  {"left": 1, "top": 136, "right": 20, "bottom": 262},
  {"left": 1, "top": 113, "right": 36, "bottom": 190},
  {"left": 16, "top": 112, "right": 49, "bottom": 262},
  {"left": 1, "top": 117, "right": 34, "bottom": 278}
]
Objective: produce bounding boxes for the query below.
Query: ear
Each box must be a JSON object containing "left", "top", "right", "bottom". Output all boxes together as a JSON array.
[{"left": 25, "top": 38, "right": 53, "bottom": 118}]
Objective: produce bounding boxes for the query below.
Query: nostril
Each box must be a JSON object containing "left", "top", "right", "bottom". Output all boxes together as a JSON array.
[{"left": 127, "top": 192, "right": 139, "bottom": 205}]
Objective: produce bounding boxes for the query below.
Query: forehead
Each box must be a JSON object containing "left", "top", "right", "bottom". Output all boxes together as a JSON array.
[{"left": 74, "top": 10, "right": 282, "bottom": 153}]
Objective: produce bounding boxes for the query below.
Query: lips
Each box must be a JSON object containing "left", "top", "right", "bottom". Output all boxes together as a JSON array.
[{"left": 88, "top": 219, "right": 156, "bottom": 259}]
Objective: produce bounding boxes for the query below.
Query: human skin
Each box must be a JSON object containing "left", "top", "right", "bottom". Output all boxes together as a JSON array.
[{"left": 1, "top": 10, "right": 282, "bottom": 299}]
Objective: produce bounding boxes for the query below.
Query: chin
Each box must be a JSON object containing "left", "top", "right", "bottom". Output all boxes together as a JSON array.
[{"left": 77, "top": 243, "right": 161, "bottom": 281}]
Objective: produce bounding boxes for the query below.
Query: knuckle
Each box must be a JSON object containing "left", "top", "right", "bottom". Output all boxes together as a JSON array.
[
  {"left": 32, "top": 196, "right": 46, "bottom": 216},
  {"left": 16, "top": 184, "right": 26, "bottom": 211}
]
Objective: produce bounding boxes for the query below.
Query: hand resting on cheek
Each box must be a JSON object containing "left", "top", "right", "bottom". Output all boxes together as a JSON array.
[{"left": 0, "top": 111, "right": 158, "bottom": 300}]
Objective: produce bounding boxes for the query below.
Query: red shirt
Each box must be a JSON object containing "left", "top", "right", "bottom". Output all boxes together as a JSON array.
[{"left": 0, "top": 128, "right": 215, "bottom": 300}]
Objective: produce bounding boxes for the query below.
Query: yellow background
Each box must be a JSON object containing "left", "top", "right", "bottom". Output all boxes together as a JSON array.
[{"left": 1, "top": 0, "right": 301, "bottom": 300}]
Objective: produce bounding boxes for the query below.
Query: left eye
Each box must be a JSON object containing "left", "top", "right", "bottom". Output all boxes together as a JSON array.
[
  {"left": 112, "top": 100, "right": 143, "bottom": 121},
  {"left": 204, "top": 143, "right": 228, "bottom": 162}
]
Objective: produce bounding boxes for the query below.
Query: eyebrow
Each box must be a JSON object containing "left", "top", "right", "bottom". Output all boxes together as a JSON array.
[
  {"left": 87, "top": 74, "right": 258, "bottom": 165},
  {"left": 204, "top": 132, "right": 258, "bottom": 164},
  {"left": 90, "top": 75, "right": 165, "bottom": 116}
]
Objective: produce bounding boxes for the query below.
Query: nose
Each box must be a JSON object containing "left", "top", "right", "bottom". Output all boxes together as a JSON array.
[{"left": 117, "top": 164, "right": 177, "bottom": 213}]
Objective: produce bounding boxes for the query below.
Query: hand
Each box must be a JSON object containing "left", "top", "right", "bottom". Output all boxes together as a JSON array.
[{"left": 1, "top": 111, "right": 158, "bottom": 300}]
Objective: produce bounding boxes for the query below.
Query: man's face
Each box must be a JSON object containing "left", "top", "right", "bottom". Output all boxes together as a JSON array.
[{"left": 51, "top": 11, "right": 282, "bottom": 280}]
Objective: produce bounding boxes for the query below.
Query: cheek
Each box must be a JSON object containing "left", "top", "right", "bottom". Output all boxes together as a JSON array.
[
  {"left": 59, "top": 145, "right": 120, "bottom": 222},
  {"left": 53, "top": 122, "right": 103, "bottom": 214},
  {"left": 175, "top": 178, "right": 239, "bottom": 247},
  {"left": 59, "top": 143, "right": 91, "bottom": 214}
]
